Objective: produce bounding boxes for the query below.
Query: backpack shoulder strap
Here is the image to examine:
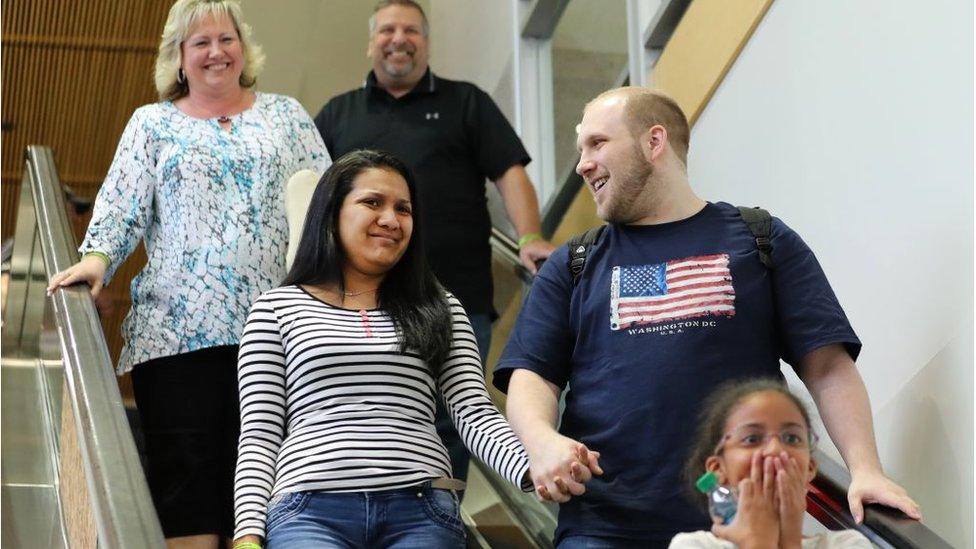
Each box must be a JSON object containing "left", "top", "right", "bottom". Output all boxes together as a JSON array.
[
  {"left": 737, "top": 206, "right": 774, "bottom": 269},
  {"left": 567, "top": 225, "right": 606, "bottom": 285},
  {"left": 565, "top": 208, "right": 773, "bottom": 282}
]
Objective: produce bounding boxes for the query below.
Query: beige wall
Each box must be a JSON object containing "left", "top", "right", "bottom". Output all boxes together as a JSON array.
[
  {"left": 243, "top": 0, "right": 429, "bottom": 116},
  {"left": 552, "top": 0, "right": 628, "bottom": 54},
  {"left": 427, "top": 0, "right": 514, "bottom": 97}
]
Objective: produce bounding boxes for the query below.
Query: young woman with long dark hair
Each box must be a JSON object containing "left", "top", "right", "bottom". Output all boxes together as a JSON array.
[{"left": 232, "top": 150, "right": 532, "bottom": 549}]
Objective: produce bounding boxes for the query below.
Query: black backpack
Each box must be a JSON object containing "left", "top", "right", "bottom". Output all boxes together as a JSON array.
[{"left": 567, "top": 206, "right": 774, "bottom": 285}]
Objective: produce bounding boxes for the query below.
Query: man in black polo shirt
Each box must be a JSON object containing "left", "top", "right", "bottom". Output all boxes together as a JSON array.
[{"left": 314, "top": 0, "right": 554, "bottom": 484}]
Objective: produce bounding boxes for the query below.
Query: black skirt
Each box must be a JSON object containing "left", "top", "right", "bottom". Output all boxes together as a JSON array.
[{"left": 131, "top": 345, "right": 240, "bottom": 538}]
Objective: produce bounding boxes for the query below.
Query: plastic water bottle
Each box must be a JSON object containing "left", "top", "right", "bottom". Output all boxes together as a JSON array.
[{"left": 696, "top": 471, "right": 737, "bottom": 525}]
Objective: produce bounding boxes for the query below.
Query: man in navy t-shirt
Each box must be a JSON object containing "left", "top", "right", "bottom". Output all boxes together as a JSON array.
[{"left": 493, "top": 87, "right": 921, "bottom": 547}]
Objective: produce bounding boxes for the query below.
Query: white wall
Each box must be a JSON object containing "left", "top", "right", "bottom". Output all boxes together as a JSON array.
[
  {"left": 687, "top": 1, "right": 973, "bottom": 546},
  {"left": 552, "top": 0, "right": 628, "bottom": 54},
  {"left": 428, "top": 0, "right": 515, "bottom": 106},
  {"left": 244, "top": 0, "right": 425, "bottom": 115}
]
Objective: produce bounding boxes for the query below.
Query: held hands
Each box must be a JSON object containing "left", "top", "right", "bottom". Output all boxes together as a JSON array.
[
  {"left": 847, "top": 468, "right": 921, "bottom": 524},
  {"left": 46, "top": 254, "right": 108, "bottom": 297},
  {"left": 527, "top": 432, "right": 602, "bottom": 503}
]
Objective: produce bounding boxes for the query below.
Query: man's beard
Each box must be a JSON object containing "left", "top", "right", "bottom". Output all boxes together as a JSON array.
[
  {"left": 381, "top": 50, "right": 415, "bottom": 77},
  {"left": 602, "top": 144, "right": 655, "bottom": 224}
]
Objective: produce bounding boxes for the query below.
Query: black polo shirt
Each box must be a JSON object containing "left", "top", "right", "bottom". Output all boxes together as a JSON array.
[{"left": 314, "top": 69, "right": 531, "bottom": 317}]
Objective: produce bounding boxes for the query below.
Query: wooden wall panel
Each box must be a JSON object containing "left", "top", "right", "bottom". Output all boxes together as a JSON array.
[
  {"left": 653, "top": 0, "right": 774, "bottom": 126},
  {"left": 2, "top": 0, "right": 171, "bottom": 380}
]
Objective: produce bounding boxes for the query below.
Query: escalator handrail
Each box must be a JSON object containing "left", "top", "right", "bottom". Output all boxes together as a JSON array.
[
  {"left": 490, "top": 227, "right": 536, "bottom": 284},
  {"left": 26, "top": 145, "right": 165, "bottom": 548},
  {"left": 484, "top": 228, "right": 560, "bottom": 545},
  {"left": 808, "top": 448, "right": 952, "bottom": 548}
]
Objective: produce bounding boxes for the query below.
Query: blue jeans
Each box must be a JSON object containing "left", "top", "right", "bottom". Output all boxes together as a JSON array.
[
  {"left": 434, "top": 313, "right": 492, "bottom": 485},
  {"left": 265, "top": 484, "right": 465, "bottom": 548}
]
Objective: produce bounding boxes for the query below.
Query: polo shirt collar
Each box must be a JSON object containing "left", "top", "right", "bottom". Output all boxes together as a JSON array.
[{"left": 363, "top": 68, "right": 437, "bottom": 97}]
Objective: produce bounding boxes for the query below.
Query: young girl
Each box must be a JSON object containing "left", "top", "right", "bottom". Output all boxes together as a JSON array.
[{"left": 670, "top": 379, "right": 872, "bottom": 549}]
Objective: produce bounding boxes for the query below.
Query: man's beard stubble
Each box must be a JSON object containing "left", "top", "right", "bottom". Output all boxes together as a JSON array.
[{"left": 602, "top": 142, "right": 655, "bottom": 224}]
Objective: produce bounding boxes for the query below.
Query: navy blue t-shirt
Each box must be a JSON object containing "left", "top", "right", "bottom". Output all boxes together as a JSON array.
[{"left": 493, "top": 202, "right": 861, "bottom": 543}]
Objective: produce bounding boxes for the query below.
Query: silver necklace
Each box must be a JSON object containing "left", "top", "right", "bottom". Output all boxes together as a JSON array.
[{"left": 343, "top": 288, "right": 378, "bottom": 297}]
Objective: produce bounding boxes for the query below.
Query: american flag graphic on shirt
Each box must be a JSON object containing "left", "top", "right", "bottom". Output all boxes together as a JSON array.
[{"left": 610, "top": 254, "right": 735, "bottom": 330}]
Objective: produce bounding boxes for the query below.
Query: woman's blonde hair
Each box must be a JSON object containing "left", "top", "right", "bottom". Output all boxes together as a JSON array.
[{"left": 154, "top": 0, "right": 265, "bottom": 102}]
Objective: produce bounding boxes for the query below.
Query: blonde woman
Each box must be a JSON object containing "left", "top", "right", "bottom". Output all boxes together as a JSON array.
[{"left": 47, "top": 1, "right": 329, "bottom": 546}]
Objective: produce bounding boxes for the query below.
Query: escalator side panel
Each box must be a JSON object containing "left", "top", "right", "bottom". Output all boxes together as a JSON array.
[{"left": 1, "top": 358, "right": 68, "bottom": 549}]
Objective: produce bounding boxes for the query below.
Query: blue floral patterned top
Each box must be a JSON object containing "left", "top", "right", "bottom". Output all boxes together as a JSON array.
[{"left": 80, "top": 92, "right": 330, "bottom": 373}]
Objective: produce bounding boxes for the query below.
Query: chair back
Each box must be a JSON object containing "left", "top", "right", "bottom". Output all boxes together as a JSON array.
[{"left": 285, "top": 169, "right": 321, "bottom": 270}]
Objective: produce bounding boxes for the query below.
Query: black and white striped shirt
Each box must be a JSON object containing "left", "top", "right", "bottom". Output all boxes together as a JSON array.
[{"left": 233, "top": 286, "right": 531, "bottom": 539}]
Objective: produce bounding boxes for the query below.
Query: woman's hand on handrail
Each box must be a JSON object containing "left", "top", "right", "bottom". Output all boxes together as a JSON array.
[{"left": 47, "top": 254, "right": 108, "bottom": 297}]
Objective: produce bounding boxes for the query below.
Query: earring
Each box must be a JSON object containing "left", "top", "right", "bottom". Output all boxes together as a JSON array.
[{"left": 177, "top": 68, "right": 185, "bottom": 84}]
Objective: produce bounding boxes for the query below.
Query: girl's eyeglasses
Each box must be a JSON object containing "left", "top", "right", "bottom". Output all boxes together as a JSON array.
[{"left": 713, "top": 425, "right": 819, "bottom": 455}]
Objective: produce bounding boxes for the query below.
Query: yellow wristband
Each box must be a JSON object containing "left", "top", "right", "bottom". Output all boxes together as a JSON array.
[
  {"left": 517, "top": 232, "right": 543, "bottom": 250},
  {"left": 233, "top": 542, "right": 262, "bottom": 549},
  {"left": 83, "top": 251, "right": 111, "bottom": 267}
]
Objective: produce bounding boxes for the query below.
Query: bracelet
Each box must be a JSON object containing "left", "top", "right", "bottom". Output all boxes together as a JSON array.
[
  {"left": 82, "top": 251, "right": 111, "bottom": 267},
  {"left": 517, "top": 232, "right": 543, "bottom": 250},
  {"left": 233, "top": 542, "right": 262, "bottom": 549}
]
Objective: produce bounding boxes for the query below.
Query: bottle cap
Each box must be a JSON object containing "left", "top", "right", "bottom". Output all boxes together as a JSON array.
[{"left": 695, "top": 471, "right": 719, "bottom": 493}]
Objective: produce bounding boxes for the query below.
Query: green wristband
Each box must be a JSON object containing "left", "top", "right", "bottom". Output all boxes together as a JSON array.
[
  {"left": 233, "top": 542, "right": 262, "bottom": 549},
  {"left": 83, "top": 251, "right": 111, "bottom": 267},
  {"left": 517, "top": 232, "right": 543, "bottom": 250}
]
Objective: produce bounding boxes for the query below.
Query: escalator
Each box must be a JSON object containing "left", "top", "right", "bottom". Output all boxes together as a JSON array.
[
  {"left": 1, "top": 146, "right": 165, "bottom": 548},
  {"left": 0, "top": 145, "right": 952, "bottom": 548}
]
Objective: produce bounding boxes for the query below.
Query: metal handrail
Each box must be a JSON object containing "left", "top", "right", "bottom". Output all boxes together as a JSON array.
[
  {"left": 469, "top": 458, "right": 557, "bottom": 547},
  {"left": 26, "top": 145, "right": 165, "bottom": 548},
  {"left": 807, "top": 449, "right": 952, "bottom": 549},
  {"left": 490, "top": 227, "right": 536, "bottom": 285}
]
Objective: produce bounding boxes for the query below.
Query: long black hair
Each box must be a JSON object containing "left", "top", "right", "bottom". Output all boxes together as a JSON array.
[
  {"left": 681, "top": 378, "right": 814, "bottom": 511},
  {"left": 282, "top": 149, "right": 452, "bottom": 370}
]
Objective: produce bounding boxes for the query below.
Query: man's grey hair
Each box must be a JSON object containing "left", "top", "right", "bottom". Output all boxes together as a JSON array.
[{"left": 368, "top": 0, "right": 430, "bottom": 36}]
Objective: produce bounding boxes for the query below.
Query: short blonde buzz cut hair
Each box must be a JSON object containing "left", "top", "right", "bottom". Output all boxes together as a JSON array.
[
  {"left": 590, "top": 87, "right": 691, "bottom": 165},
  {"left": 154, "top": 0, "right": 265, "bottom": 102}
]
